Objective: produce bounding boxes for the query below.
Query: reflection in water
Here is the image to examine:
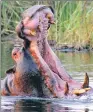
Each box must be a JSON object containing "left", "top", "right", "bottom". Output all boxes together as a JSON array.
[
  {"left": 14, "top": 100, "right": 72, "bottom": 112},
  {"left": 1, "top": 41, "right": 93, "bottom": 112},
  {"left": 1, "top": 96, "right": 93, "bottom": 112},
  {"left": 15, "top": 100, "right": 47, "bottom": 112}
]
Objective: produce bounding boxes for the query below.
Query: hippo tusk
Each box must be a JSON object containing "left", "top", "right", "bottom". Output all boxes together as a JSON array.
[
  {"left": 46, "top": 13, "right": 51, "bottom": 19},
  {"left": 73, "top": 73, "right": 90, "bottom": 96},
  {"left": 46, "top": 13, "right": 55, "bottom": 24},
  {"left": 73, "top": 88, "right": 91, "bottom": 96},
  {"left": 30, "top": 29, "right": 36, "bottom": 36},
  {"left": 82, "top": 73, "right": 89, "bottom": 88},
  {"left": 64, "top": 82, "right": 69, "bottom": 95}
]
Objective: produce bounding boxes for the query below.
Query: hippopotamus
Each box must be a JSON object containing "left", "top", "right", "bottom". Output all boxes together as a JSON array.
[{"left": 15, "top": 5, "right": 92, "bottom": 97}]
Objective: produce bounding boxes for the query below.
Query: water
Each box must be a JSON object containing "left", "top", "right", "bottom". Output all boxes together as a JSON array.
[
  {"left": 1, "top": 40, "right": 93, "bottom": 112},
  {"left": 1, "top": 96, "right": 93, "bottom": 112}
]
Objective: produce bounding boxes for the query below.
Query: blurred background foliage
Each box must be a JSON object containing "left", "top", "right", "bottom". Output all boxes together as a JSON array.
[{"left": 1, "top": 0, "right": 93, "bottom": 48}]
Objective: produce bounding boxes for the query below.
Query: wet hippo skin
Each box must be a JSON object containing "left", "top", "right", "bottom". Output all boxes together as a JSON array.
[
  {"left": 1, "top": 47, "right": 55, "bottom": 97},
  {"left": 15, "top": 5, "right": 92, "bottom": 97}
]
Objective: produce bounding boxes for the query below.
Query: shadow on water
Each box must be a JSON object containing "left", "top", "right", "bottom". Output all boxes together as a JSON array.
[{"left": 1, "top": 40, "right": 93, "bottom": 112}]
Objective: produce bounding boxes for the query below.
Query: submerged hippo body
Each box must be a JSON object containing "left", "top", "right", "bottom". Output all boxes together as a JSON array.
[{"left": 1, "top": 47, "right": 54, "bottom": 97}]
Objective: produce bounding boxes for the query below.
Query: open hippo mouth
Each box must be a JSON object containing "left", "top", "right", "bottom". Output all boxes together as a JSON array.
[
  {"left": 14, "top": 5, "right": 93, "bottom": 97},
  {"left": 1, "top": 5, "right": 92, "bottom": 98}
]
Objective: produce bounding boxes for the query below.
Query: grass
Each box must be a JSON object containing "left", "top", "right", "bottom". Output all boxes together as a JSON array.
[
  {"left": 48, "top": 1, "right": 93, "bottom": 48},
  {"left": 1, "top": 1, "right": 36, "bottom": 36},
  {"left": 1, "top": 0, "right": 93, "bottom": 48}
]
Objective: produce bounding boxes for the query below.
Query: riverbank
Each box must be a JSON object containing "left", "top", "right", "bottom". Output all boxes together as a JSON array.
[
  {"left": 1, "top": 35, "right": 93, "bottom": 52},
  {"left": 54, "top": 44, "right": 93, "bottom": 52},
  {"left": 48, "top": 40, "right": 93, "bottom": 52}
]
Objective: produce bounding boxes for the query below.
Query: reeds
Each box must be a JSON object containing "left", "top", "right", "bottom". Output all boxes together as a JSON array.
[
  {"left": 1, "top": 1, "right": 93, "bottom": 48},
  {"left": 1, "top": 1, "right": 37, "bottom": 36},
  {"left": 49, "top": 1, "right": 93, "bottom": 48}
]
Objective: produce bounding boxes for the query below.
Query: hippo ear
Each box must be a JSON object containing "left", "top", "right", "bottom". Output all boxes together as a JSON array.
[
  {"left": 82, "top": 73, "right": 89, "bottom": 88},
  {"left": 6, "top": 66, "right": 16, "bottom": 75},
  {"left": 64, "top": 82, "right": 69, "bottom": 95}
]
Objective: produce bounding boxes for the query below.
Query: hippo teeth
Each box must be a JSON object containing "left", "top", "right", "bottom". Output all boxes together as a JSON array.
[
  {"left": 73, "top": 89, "right": 86, "bottom": 95},
  {"left": 82, "top": 73, "right": 89, "bottom": 88},
  {"left": 85, "top": 88, "right": 91, "bottom": 91},
  {"left": 73, "top": 73, "right": 90, "bottom": 96},
  {"left": 73, "top": 88, "right": 91, "bottom": 96},
  {"left": 46, "top": 13, "right": 55, "bottom": 24},
  {"left": 64, "top": 82, "right": 69, "bottom": 95},
  {"left": 30, "top": 29, "right": 36, "bottom": 36},
  {"left": 46, "top": 13, "right": 51, "bottom": 19}
]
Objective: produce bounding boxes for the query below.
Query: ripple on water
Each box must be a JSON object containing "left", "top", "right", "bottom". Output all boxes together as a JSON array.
[{"left": 1, "top": 95, "right": 93, "bottom": 112}]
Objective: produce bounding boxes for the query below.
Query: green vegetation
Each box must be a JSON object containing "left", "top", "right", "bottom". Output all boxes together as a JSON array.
[
  {"left": 1, "top": 1, "right": 37, "bottom": 36},
  {"left": 1, "top": 1, "right": 93, "bottom": 48},
  {"left": 1, "top": 42, "right": 14, "bottom": 77}
]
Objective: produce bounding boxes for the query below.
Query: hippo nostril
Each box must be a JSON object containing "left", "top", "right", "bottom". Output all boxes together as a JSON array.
[
  {"left": 12, "top": 47, "right": 20, "bottom": 56},
  {"left": 13, "top": 52, "right": 17, "bottom": 56}
]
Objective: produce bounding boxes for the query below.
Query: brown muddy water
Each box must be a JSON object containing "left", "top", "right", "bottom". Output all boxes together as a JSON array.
[{"left": 1, "top": 40, "right": 93, "bottom": 112}]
